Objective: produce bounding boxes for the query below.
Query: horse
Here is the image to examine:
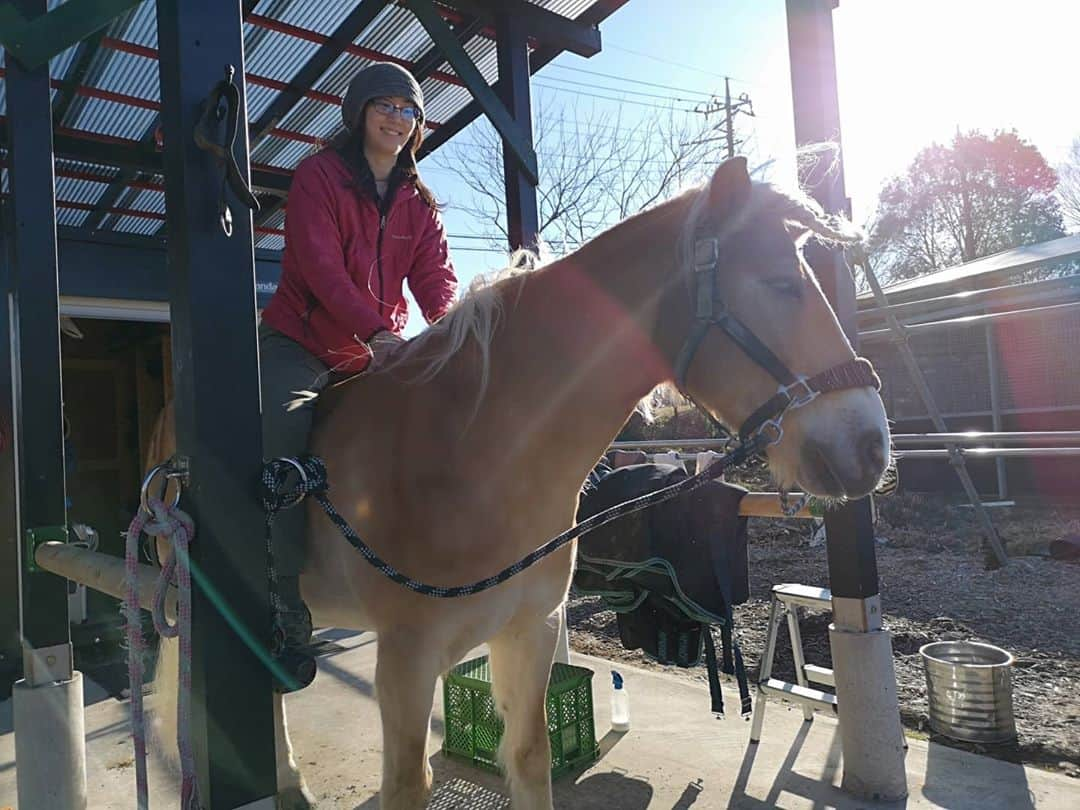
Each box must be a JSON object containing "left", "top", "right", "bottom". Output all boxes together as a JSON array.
[{"left": 151, "top": 157, "right": 889, "bottom": 809}]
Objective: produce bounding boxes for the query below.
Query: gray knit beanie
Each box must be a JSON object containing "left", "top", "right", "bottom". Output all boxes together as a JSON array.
[{"left": 341, "top": 62, "right": 425, "bottom": 133}]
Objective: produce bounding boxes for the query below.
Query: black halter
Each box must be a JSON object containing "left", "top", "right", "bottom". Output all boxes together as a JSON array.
[{"left": 673, "top": 234, "right": 880, "bottom": 447}]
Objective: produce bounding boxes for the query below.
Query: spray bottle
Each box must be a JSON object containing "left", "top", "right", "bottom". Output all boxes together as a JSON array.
[{"left": 610, "top": 670, "right": 630, "bottom": 732}]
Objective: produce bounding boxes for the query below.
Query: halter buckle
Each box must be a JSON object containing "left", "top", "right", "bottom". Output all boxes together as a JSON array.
[
  {"left": 693, "top": 237, "right": 720, "bottom": 272},
  {"left": 756, "top": 419, "right": 784, "bottom": 447},
  {"left": 779, "top": 377, "right": 819, "bottom": 409}
]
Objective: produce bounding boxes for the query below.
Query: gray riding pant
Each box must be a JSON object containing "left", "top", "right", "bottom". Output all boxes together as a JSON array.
[{"left": 259, "top": 322, "right": 330, "bottom": 575}]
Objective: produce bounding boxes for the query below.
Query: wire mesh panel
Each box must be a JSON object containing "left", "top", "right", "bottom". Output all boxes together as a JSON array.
[
  {"left": 994, "top": 308, "right": 1080, "bottom": 412},
  {"left": 863, "top": 306, "right": 1080, "bottom": 421}
]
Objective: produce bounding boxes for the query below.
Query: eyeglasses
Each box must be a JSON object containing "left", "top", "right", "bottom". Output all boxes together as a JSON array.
[{"left": 371, "top": 99, "right": 421, "bottom": 122}]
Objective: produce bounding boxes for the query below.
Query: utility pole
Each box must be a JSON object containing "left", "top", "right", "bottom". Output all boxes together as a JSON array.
[
  {"left": 724, "top": 77, "right": 737, "bottom": 158},
  {"left": 692, "top": 78, "right": 754, "bottom": 157}
]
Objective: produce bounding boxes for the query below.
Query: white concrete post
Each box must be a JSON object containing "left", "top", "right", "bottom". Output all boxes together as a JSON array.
[
  {"left": 829, "top": 598, "right": 908, "bottom": 801},
  {"left": 14, "top": 665, "right": 88, "bottom": 809}
]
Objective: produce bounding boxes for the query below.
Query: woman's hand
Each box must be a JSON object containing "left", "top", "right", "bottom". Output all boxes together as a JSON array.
[{"left": 366, "top": 330, "right": 406, "bottom": 371}]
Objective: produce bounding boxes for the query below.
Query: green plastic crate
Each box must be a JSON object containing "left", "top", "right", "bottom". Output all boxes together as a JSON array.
[{"left": 442, "top": 655, "right": 600, "bottom": 778}]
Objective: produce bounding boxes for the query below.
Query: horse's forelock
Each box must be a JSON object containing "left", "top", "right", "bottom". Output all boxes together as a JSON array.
[{"left": 679, "top": 177, "right": 864, "bottom": 267}]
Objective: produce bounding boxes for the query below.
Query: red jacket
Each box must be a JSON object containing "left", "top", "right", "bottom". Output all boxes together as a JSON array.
[{"left": 262, "top": 149, "right": 457, "bottom": 372}]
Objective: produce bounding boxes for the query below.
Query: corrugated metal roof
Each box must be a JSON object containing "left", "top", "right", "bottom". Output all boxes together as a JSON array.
[{"left": 1, "top": 0, "right": 630, "bottom": 245}]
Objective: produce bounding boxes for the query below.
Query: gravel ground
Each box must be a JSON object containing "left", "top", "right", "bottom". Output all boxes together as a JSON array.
[{"left": 568, "top": 491, "right": 1080, "bottom": 777}]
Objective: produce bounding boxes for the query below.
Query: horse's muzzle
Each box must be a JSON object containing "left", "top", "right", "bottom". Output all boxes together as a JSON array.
[{"left": 800, "top": 427, "right": 889, "bottom": 500}]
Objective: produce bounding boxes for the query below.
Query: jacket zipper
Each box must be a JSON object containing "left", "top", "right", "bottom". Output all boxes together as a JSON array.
[
  {"left": 375, "top": 177, "right": 396, "bottom": 321},
  {"left": 376, "top": 211, "right": 387, "bottom": 319}
]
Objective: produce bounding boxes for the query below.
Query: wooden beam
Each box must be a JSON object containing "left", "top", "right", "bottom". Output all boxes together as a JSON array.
[
  {"left": 739, "top": 493, "right": 818, "bottom": 519},
  {"left": 35, "top": 542, "right": 177, "bottom": 618}
]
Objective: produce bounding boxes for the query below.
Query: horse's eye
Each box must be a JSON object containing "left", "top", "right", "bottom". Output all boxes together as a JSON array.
[{"left": 763, "top": 277, "right": 803, "bottom": 298}]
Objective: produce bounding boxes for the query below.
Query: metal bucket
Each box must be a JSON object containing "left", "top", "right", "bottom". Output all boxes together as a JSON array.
[{"left": 920, "top": 640, "right": 1016, "bottom": 743}]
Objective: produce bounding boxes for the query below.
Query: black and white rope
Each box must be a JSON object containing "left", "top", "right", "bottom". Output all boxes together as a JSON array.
[{"left": 261, "top": 438, "right": 763, "bottom": 599}]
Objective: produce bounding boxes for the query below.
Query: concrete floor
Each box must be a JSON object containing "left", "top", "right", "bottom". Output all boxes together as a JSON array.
[{"left": 2, "top": 628, "right": 1077, "bottom": 809}]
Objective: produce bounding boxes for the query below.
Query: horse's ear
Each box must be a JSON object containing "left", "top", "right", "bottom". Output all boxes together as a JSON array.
[{"left": 708, "top": 157, "right": 751, "bottom": 222}]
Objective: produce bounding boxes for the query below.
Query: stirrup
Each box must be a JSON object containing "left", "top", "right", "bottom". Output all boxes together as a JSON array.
[{"left": 272, "top": 646, "right": 317, "bottom": 694}]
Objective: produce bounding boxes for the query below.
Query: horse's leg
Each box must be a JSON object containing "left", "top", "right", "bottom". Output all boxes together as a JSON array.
[
  {"left": 274, "top": 695, "right": 316, "bottom": 809},
  {"left": 489, "top": 607, "right": 561, "bottom": 810},
  {"left": 376, "top": 632, "right": 441, "bottom": 810}
]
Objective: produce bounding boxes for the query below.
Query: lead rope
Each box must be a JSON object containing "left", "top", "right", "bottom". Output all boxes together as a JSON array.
[
  {"left": 123, "top": 498, "right": 200, "bottom": 810},
  {"left": 262, "top": 438, "right": 763, "bottom": 599}
]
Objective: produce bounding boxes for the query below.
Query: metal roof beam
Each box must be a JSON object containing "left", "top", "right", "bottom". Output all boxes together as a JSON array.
[
  {"left": 0, "top": 0, "right": 140, "bottom": 70},
  {"left": 50, "top": 29, "right": 108, "bottom": 125},
  {"left": 249, "top": 0, "right": 390, "bottom": 145},
  {"left": 0, "top": 121, "right": 291, "bottom": 197},
  {"left": 412, "top": 13, "right": 485, "bottom": 82},
  {"left": 405, "top": 0, "right": 537, "bottom": 184},
  {"left": 440, "top": 0, "right": 601, "bottom": 57},
  {"left": 418, "top": 0, "right": 628, "bottom": 159}
]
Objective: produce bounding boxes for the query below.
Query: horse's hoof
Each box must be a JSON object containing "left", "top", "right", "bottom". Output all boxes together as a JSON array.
[{"left": 277, "top": 785, "right": 317, "bottom": 809}]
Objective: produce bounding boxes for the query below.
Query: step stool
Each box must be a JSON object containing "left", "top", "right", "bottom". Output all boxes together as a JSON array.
[{"left": 749, "top": 583, "right": 837, "bottom": 743}]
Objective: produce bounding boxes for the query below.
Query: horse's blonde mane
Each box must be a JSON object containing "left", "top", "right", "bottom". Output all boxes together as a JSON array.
[{"left": 375, "top": 246, "right": 546, "bottom": 391}]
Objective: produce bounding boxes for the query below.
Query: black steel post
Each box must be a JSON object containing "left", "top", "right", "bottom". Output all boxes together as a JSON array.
[
  {"left": 0, "top": 201, "right": 20, "bottom": 697},
  {"left": 6, "top": 0, "right": 74, "bottom": 678},
  {"left": 495, "top": 9, "right": 539, "bottom": 250},
  {"left": 155, "top": 0, "right": 277, "bottom": 805},
  {"left": 786, "top": 0, "right": 880, "bottom": 614}
]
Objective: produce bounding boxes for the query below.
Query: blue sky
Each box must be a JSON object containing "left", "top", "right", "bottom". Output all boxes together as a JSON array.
[{"left": 406, "top": 0, "right": 1079, "bottom": 335}]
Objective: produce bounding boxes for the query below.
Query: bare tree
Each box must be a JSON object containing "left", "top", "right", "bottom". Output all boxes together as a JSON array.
[
  {"left": 434, "top": 97, "right": 734, "bottom": 252},
  {"left": 868, "top": 130, "right": 1067, "bottom": 285},
  {"left": 1059, "top": 136, "right": 1080, "bottom": 233}
]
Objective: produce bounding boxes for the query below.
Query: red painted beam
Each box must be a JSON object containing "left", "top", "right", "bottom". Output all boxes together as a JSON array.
[
  {"left": 247, "top": 13, "right": 465, "bottom": 88},
  {"left": 96, "top": 36, "right": 441, "bottom": 131}
]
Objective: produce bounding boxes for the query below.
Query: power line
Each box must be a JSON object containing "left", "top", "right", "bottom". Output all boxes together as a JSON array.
[
  {"left": 532, "top": 83, "right": 700, "bottom": 113},
  {"left": 442, "top": 141, "right": 718, "bottom": 168},
  {"left": 604, "top": 42, "right": 746, "bottom": 83},
  {"left": 535, "top": 75, "right": 710, "bottom": 105},
  {"left": 542, "top": 64, "right": 717, "bottom": 98}
]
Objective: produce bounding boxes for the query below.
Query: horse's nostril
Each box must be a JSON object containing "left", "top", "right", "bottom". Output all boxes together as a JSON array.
[{"left": 858, "top": 429, "right": 886, "bottom": 472}]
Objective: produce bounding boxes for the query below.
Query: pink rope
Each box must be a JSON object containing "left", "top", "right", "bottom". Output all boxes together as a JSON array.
[
  {"left": 123, "top": 508, "right": 150, "bottom": 810},
  {"left": 124, "top": 498, "right": 201, "bottom": 809}
]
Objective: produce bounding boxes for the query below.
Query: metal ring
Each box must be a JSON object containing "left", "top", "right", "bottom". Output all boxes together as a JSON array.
[
  {"left": 757, "top": 419, "right": 784, "bottom": 447},
  {"left": 779, "top": 377, "right": 819, "bottom": 410},
  {"left": 274, "top": 456, "right": 309, "bottom": 508},
  {"left": 140, "top": 463, "right": 181, "bottom": 514}
]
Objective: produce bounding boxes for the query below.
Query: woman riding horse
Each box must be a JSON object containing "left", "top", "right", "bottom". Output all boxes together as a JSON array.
[
  {"left": 258, "top": 62, "right": 458, "bottom": 671},
  {"left": 154, "top": 154, "right": 889, "bottom": 810}
]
